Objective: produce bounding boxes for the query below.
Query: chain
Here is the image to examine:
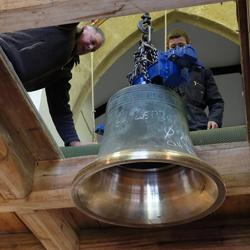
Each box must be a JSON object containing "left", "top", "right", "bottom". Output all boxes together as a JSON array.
[{"left": 127, "top": 13, "right": 158, "bottom": 85}]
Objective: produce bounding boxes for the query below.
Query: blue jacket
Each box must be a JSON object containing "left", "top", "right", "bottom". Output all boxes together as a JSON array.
[{"left": 0, "top": 24, "right": 80, "bottom": 145}]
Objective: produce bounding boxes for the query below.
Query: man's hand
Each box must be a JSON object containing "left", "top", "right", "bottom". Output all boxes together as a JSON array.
[
  {"left": 207, "top": 121, "right": 218, "bottom": 129},
  {"left": 68, "top": 141, "right": 82, "bottom": 147},
  {"left": 68, "top": 141, "right": 98, "bottom": 147}
]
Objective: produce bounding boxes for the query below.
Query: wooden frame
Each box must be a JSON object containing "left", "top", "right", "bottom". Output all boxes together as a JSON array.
[
  {"left": 0, "top": 0, "right": 250, "bottom": 249},
  {"left": 237, "top": 0, "right": 250, "bottom": 139},
  {"left": 0, "top": 0, "right": 229, "bottom": 32}
]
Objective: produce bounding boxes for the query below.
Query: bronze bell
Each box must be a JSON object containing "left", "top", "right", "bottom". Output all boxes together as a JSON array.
[{"left": 71, "top": 84, "right": 226, "bottom": 228}]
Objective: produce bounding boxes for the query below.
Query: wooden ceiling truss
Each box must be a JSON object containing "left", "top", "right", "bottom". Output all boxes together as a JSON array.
[{"left": 0, "top": 0, "right": 250, "bottom": 249}]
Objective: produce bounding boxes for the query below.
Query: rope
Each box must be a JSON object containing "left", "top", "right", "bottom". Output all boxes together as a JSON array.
[
  {"left": 82, "top": 18, "right": 107, "bottom": 142},
  {"left": 164, "top": 10, "right": 168, "bottom": 52},
  {"left": 80, "top": 110, "right": 93, "bottom": 136},
  {"left": 90, "top": 52, "right": 97, "bottom": 142}
]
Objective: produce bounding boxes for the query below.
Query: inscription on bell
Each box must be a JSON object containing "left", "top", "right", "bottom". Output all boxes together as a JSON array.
[
  {"left": 113, "top": 109, "right": 169, "bottom": 127},
  {"left": 134, "top": 110, "right": 166, "bottom": 121}
]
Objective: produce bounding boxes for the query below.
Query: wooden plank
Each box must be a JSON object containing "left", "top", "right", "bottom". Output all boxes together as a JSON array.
[
  {"left": 67, "top": 208, "right": 105, "bottom": 229},
  {"left": 237, "top": 0, "right": 250, "bottom": 140},
  {"left": 0, "top": 155, "right": 96, "bottom": 212},
  {"left": 17, "top": 210, "right": 79, "bottom": 250},
  {"left": 214, "top": 194, "right": 250, "bottom": 218},
  {"left": 0, "top": 133, "right": 35, "bottom": 198},
  {"left": 0, "top": 135, "right": 8, "bottom": 160},
  {"left": 0, "top": 212, "right": 29, "bottom": 233},
  {"left": 0, "top": 142, "right": 250, "bottom": 212},
  {"left": 0, "top": 47, "right": 62, "bottom": 198},
  {"left": 0, "top": 44, "right": 76, "bottom": 250},
  {"left": 195, "top": 141, "right": 250, "bottom": 196},
  {"left": 69, "top": 194, "right": 250, "bottom": 229},
  {"left": 0, "top": 0, "right": 228, "bottom": 32},
  {"left": 0, "top": 47, "right": 62, "bottom": 161},
  {"left": 1, "top": 218, "right": 250, "bottom": 249},
  {"left": 0, "top": 232, "right": 44, "bottom": 250},
  {"left": 79, "top": 218, "right": 250, "bottom": 249},
  {"left": 247, "top": 0, "right": 250, "bottom": 63}
]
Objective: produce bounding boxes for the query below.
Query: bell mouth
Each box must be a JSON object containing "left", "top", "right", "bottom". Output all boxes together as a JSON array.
[
  {"left": 71, "top": 149, "right": 226, "bottom": 228},
  {"left": 120, "top": 162, "right": 177, "bottom": 171}
]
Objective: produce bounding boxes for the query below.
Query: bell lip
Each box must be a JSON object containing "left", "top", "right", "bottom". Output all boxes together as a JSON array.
[{"left": 71, "top": 149, "right": 226, "bottom": 228}]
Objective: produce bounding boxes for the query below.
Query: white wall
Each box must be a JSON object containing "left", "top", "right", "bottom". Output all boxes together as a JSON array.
[{"left": 28, "top": 88, "right": 95, "bottom": 147}]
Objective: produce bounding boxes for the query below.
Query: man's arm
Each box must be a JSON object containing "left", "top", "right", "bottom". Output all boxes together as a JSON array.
[
  {"left": 204, "top": 69, "right": 224, "bottom": 128},
  {"left": 45, "top": 69, "right": 80, "bottom": 146}
]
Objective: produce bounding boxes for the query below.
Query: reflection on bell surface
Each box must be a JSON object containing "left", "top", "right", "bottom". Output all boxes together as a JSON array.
[{"left": 71, "top": 84, "right": 226, "bottom": 228}]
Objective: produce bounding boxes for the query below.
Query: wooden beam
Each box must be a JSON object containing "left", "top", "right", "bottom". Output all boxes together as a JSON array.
[
  {"left": 0, "top": 48, "right": 62, "bottom": 161},
  {"left": 237, "top": 0, "right": 250, "bottom": 140},
  {"left": 0, "top": 142, "right": 250, "bottom": 212},
  {"left": 0, "top": 233, "right": 44, "bottom": 250},
  {"left": 79, "top": 218, "right": 250, "bottom": 249},
  {"left": 0, "top": 46, "right": 63, "bottom": 198},
  {"left": 0, "top": 212, "right": 29, "bottom": 233},
  {"left": 0, "top": 39, "right": 78, "bottom": 249},
  {"left": 1, "top": 217, "right": 250, "bottom": 249},
  {"left": 210, "top": 64, "right": 242, "bottom": 76},
  {"left": 0, "top": 0, "right": 228, "bottom": 32},
  {"left": 0, "top": 134, "right": 34, "bottom": 198},
  {"left": 195, "top": 141, "right": 250, "bottom": 196},
  {"left": 0, "top": 155, "right": 96, "bottom": 212},
  {"left": 17, "top": 210, "right": 79, "bottom": 250}
]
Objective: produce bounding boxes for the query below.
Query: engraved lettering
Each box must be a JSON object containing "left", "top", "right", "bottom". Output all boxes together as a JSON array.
[{"left": 164, "top": 127, "right": 174, "bottom": 140}]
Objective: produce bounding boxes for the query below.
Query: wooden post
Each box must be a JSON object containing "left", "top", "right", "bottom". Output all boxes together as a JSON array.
[{"left": 0, "top": 132, "right": 35, "bottom": 199}]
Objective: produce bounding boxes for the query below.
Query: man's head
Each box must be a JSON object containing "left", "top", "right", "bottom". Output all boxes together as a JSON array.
[
  {"left": 76, "top": 25, "right": 105, "bottom": 55},
  {"left": 167, "top": 29, "right": 190, "bottom": 49}
]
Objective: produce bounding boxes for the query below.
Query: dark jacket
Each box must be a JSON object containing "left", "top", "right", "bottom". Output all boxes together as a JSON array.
[
  {"left": 0, "top": 24, "right": 80, "bottom": 145},
  {"left": 179, "top": 67, "right": 224, "bottom": 131}
]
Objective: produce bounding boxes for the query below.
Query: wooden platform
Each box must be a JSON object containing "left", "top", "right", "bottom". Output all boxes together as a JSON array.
[{"left": 0, "top": 0, "right": 250, "bottom": 249}]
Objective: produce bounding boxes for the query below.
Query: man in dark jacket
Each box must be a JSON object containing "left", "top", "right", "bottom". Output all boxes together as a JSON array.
[
  {"left": 0, "top": 23, "right": 105, "bottom": 146},
  {"left": 167, "top": 29, "right": 224, "bottom": 130}
]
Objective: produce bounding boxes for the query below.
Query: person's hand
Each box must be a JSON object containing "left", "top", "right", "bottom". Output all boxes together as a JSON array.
[
  {"left": 68, "top": 141, "right": 98, "bottom": 147},
  {"left": 207, "top": 121, "right": 218, "bottom": 129},
  {"left": 68, "top": 141, "right": 82, "bottom": 147}
]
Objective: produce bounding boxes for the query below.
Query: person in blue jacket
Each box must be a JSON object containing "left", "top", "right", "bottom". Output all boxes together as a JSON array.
[
  {"left": 167, "top": 29, "right": 224, "bottom": 131},
  {"left": 0, "top": 23, "right": 105, "bottom": 146}
]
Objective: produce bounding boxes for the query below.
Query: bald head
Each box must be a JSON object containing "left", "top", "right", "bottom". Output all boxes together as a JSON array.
[{"left": 76, "top": 25, "right": 105, "bottom": 55}]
